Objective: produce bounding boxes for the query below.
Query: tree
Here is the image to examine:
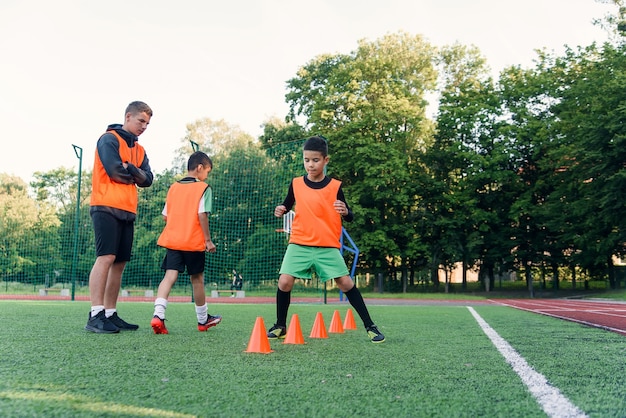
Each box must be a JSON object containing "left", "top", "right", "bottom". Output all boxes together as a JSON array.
[
  {"left": 30, "top": 167, "right": 93, "bottom": 285},
  {"left": 146, "top": 118, "right": 306, "bottom": 289},
  {"left": 430, "top": 43, "right": 509, "bottom": 291},
  {"left": 593, "top": 0, "right": 626, "bottom": 41},
  {"left": 548, "top": 42, "right": 626, "bottom": 286},
  {"left": 31, "top": 167, "right": 91, "bottom": 213},
  {"left": 174, "top": 118, "right": 255, "bottom": 168},
  {"left": 0, "top": 174, "right": 61, "bottom": 285},
  {"left": 285, "top": 31, "right": 437, "bottom": 287},
  {"left": 495, "top": 64, "right": 557, "bottom": 292}
]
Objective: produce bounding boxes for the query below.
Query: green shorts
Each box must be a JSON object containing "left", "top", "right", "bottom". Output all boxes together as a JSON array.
[{"left": 279, "top": 244, "right": 349, "bottom": 282}]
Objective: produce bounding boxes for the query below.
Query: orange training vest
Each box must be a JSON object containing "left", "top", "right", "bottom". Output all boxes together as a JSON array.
[
  {"left": 157, "top": 181, "right": 209, "bottom": 251},
  {"left": 289, "top": 177, "right": 342, "bottom": 248},
  {"left": 90, "top": 130, "right": 146, "bottom": 214}
]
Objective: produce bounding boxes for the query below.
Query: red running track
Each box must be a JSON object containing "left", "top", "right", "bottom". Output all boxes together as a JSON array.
[
  {"left": 494, "top": 299, "right": 626, "bottom": 336},
  {"left": 4, "top": 294, "right": 624, "bottom": 336}
]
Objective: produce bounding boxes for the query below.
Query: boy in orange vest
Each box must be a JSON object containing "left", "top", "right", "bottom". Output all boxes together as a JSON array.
[
  {"left": 150, "top": 151, "right": 222, "bottom": 334},
  {"left": 86, "top": 101, "right": 154, "bottom": 333},
  {"left": 267, "top": 136, "right": 385, "bottom": 343}
]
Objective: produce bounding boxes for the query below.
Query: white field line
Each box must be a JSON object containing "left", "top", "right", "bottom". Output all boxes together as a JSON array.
[{"left": 467, "top": 307, "right": 588, "bottom": 418}]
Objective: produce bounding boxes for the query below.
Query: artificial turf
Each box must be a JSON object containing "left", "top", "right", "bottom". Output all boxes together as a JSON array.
[{"left": 0, "top": 300, "right": 624, "bottom": 417}]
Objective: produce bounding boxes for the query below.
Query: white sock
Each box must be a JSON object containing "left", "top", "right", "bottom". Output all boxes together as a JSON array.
[
  {"left": 154, "top": 298, "right": 168, "bottom": 319},
  {"left": 196, "top": 303, "right": 208, "bottom": 324},
  {"left": 105, "top": 308, "right": 116, "bottom": 318},
  {"left": 90, "top": 305, "right": 104, "bottom": 317}
]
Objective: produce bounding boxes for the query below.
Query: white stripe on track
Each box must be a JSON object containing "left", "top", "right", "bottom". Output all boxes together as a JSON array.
[{"left": 467, "top": 307, "right": 588, "bottom": 418}]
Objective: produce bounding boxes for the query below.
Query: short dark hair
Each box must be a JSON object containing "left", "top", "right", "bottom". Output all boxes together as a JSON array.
[
  {"left": 188, "top": 151, "right": 212, "bottom": 170},
  {"left": 125, "top": 101, "right": 153, "bottom": 117},
  {"left": 303, "top": 135, "right": 328, "bottom": 156}
]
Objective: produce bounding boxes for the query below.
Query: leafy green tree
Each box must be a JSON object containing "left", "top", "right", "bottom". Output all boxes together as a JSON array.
[
  {"left": 0, "top": 174, "right": 61, "bottom": 285},
  {"left": 548, "top": 42, "right": 626, "bottom": 287},
  {"left": 259, "top": 118, "right": 308, "bottom": 166},
  {"left": 494, "top": 62, "right": 568, "bottom": 292},
  {"left": 429, "top": 44, "right": 504, "bottom": 291},
  {"left": 593, "top": 0, "right": 626, "bottom": 41},
  {"left": 132, "top": 119, "right": 305, "bottom": 290},
  {"left": 31, "top": 167, "right": 90, "bottom": 212},
  {"left": 31, "top": 167, "right": 93, "bottom": 285},
  {"left": 285, "top": 32, "right": 437, "bottom": 288},
  {"left": 173, "top": 117, "right": 255, "bottom": 169}
]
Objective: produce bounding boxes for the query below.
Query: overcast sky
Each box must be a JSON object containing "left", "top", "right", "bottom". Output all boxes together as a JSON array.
[{"left": 0, "top": 0, "right": 614, "bottom": 183}]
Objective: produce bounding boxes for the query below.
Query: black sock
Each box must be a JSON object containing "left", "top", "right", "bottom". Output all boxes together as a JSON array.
[
  {"left": 276, "top": 288, "right": 291, "bottom": 327},
  {"left": 344, "top": 286, "right": 374, "bottom": 328}
]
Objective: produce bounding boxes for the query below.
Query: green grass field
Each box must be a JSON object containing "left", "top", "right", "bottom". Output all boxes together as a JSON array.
[{"left": 0, "top": 300, "right": 625, "bottom": 417}]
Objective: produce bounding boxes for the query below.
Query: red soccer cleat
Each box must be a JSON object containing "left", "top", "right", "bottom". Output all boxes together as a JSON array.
[
  {"left": 198, "top": 314, "right": 222, "bottom": 331},
  {"left": 151, "top": 316, "right": 168, "bottom": 334}
]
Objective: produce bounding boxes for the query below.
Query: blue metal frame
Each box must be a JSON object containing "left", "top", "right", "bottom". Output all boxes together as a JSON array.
[{"left": 339, "top": 227, "right": 359, "bottom": 301}]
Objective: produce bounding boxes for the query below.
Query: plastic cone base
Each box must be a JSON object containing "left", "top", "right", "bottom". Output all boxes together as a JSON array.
[
  {"left": 328, "top": 310, "right": 345, "bottom": 333},
  {"left": 309, "top": 312, "right": 329, "bottom": 338},
  {"left": 343, "top": 309, "right": 357, "bottom": 330},
  {"left": 245, "top": 317, "right": 274, "bottom": 353},
  {"left": 283, "top": 314, "right": 305, "bottom": 344}
]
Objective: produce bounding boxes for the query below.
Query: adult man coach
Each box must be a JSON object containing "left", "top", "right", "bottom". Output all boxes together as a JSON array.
[{"left": 85, "top": 101, "right": 154, "bottom": 333}]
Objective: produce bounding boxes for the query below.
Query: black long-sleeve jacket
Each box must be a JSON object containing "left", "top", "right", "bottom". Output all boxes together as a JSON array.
[{"left": 90, "top": 124, "right": 154, "bottom": 221}]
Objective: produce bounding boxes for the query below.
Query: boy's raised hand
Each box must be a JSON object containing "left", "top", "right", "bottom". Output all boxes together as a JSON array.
[
  {"left": 333, "top": 200, "right": 347, "bottom": 216},
  {"left": 275, "top": 205, "right": 287, "bottom": 217}
]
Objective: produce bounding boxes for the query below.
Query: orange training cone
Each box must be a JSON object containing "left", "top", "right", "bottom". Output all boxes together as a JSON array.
[
  {"left": 343, "top": 309, "right": 357, "bottom": 330},
  {"left": 328, "top": 310, "right": 345, "bottom": 333},
  {"left": 283, "top": 314, "right": 305, "bottom": 344},
  {"left": 309, "top": 312, "right": 329, "bottom": 339},
  {"left": 245, "top": 317, "right": 274, "bottom": 354}
]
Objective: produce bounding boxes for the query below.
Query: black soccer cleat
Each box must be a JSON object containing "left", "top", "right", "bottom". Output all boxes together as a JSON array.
[
  {"left": 85, "top": 310, "right": 120, "bottom": 334},
  {"left": 366, "top": 325, "right": 385, "bottom": 343},
  {"left": 267, "top": 324, "right": 287, "bottom": 339},
  {"left": 108, "top": 312, "right": 139, "bottom": 331}
]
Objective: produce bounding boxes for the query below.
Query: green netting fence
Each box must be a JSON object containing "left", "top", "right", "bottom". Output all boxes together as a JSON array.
[{"left": 0, "top": 139, "right": 350, "bottom": 298}]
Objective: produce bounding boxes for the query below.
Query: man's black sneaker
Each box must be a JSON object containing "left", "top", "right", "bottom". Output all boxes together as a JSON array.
[
  {"left": 85, "top": 310, "right": 120, "bottom": 334},
  {"left": 108, "top": 312, "right": 139, "bottom": 331},
  {"left": 366, "top": 325, "right": 385, "bottom": 343},
  {"left": 267, "top": 324, "right": 286, "bottom": 339}
]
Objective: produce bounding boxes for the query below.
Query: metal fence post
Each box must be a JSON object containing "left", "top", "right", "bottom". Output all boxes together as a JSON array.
[{"left": 71, "top": 145, "right": 83, "bottom": 301}]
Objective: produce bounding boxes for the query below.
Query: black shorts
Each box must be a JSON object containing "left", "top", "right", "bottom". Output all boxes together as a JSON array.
[
  {"left": 91, "top": 211, "right": 134, "bottom": 262},
  {"left": 161, "top": 249, "right": 206, "bottom": 275}
]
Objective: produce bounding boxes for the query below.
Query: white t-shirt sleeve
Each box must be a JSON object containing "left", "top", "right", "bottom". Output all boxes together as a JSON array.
[
  {"left": 199, "top": 186, "right": 213, "bottom": 213},
  {"left": 162, "top": 184, "right": 212, "bottom": 215}
]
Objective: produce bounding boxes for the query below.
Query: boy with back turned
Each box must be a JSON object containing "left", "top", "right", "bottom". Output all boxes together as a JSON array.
[{"left": 150, "top": 151, "right": 222, "bottom": 334}]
